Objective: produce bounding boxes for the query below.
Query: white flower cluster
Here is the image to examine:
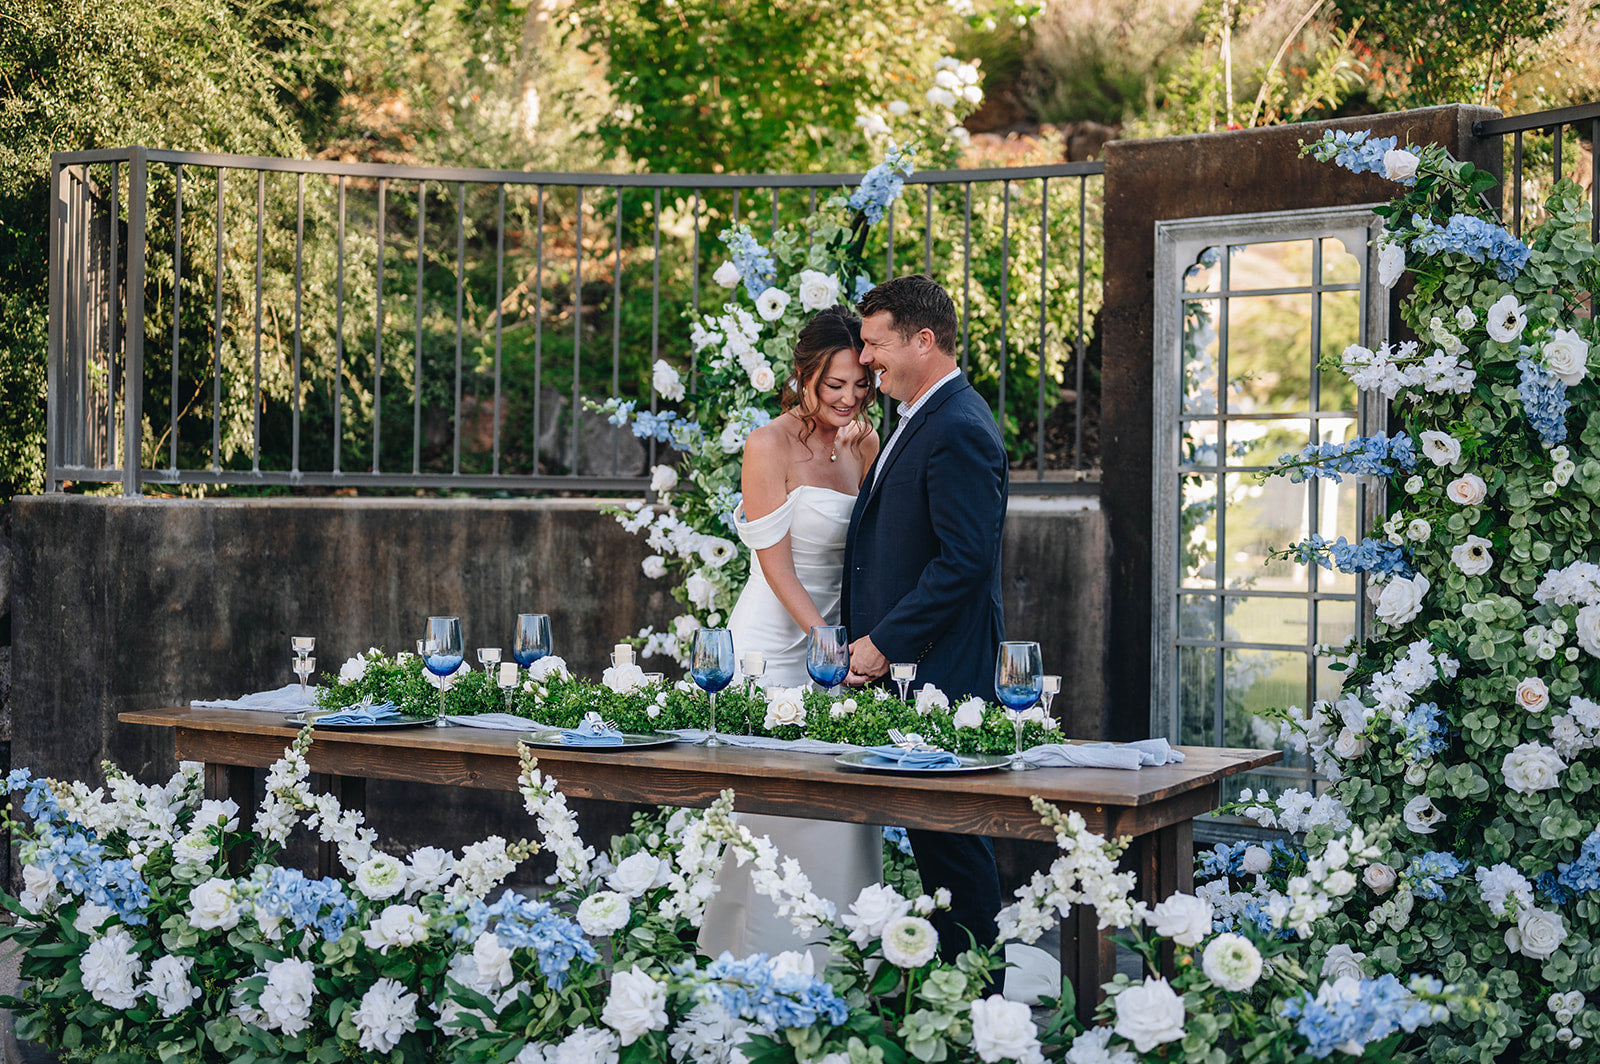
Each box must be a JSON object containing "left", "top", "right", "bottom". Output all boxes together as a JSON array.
[
  {"left": 1280, "top": 828, "right": 1383, "bottom": 937},
  {"left": 1473, "top": 862, "right": 1534, "bottom": 919},
  {"left": 656, "top": 803, "right": 729, "bottom": 927},
  {"left": 1370, "top": 639, "right": 1459, "bottom": 715},
  {"left": 1523, "top": 619, "right": 1572, "bottom": 663},
  {"left": 995, "top": 802, "right": 1142, "bottom": 943},
  {"left": 1340, "top": 339, "right": 1474, "bottom": 398},
  {"left": 437, "top": 935, "right": 524, "bottom": 1035},
  {"left": 81, "top": 926, "right": 145, "bottom": 1010},
  {"left": 1533, "top": 561, "right": 1600, "bottom": 658},
  {"left": 453, "top": 836, "right": 522, "bottom": 902},
  {"left": 1549, "top": 990, "right": 1587, "bottom": 1050},
  {"left": 354, "top": 977, "right": 420, "bottom": 1052},
  {"left": 1551, "top": 696, "right": 1600, "bottom": 759},
  {"left": 1236, "top": 787, "right": 1352, "bottom": 834},
  {"left": 519, "top": 749, "right": 597, "bottom": 892},
  {"left": 697, "top": 304, "right": 772, "bottom": 391},
  {"left": 705, "top": 798, "right": 837, "bottom": 937}
]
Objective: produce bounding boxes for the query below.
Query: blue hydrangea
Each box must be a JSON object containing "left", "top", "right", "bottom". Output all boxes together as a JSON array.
[
  {"left": 1282, "top": 973, "right": 1440, "bottom": 1059},
  {"left": 1293, "top": 534, "right": 1413, "bottom": 577},
  {"left": 694, "top": 952, "right": 850, "bottom": 1030},
  {"left": 1410, "top": 213, "right": 1531, "bottom": 281},
  {"left": 1402, "top": 851, "right": 1466, "bottom": 901},
  {"left": 881, "top": 826, "right": 914, "bottom": 856},
  {"left": 1517, "top": 357, "right": 1570, "bottom": 446},
  {"left": 630, "top": 410, "right": 680, "bottom": 444},
  {"left": 1536, "top": 868, "right": 1575, "bottom": 905},
  {"left": 1556, "top": 827, "right": 1600, "bottom": 896},
  {"left": 1399, "top": 702, "right": 1450, "bottom": 764},
  {"left": 853, "top": 274, "right": 873, "bottom": 302},
  {"left": 848, "top": 146, "right": 916, "bottom": 226},
  {"left": 1313, "top": 129, "right": 1397, "bottom": 176},
  {"left": 253, "top": 867, "right": 359, "bottom": 941},
  {"left": 25, "top": 833, "right": 150, "bottom": 925},
  {"left": 718, "top": 491, "right": 743, "bottom": 532},
  {"left": 719, "top": 229, "right": 776, "bottom": 300},
  {"left": 454, "top": 892, "right": 596, "bottom": 989},
  {"left": 669, "top": 418, "right": 704, "bottom": 452},
  {"left": 1279, "top": 433, "right": 1417, "bottom": 483}
]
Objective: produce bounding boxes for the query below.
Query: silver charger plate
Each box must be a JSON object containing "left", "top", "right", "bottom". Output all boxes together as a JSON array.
[
  {"left": 835, "top": 750, "right": 1013, "bottom": 774},
  {"left": 523, "top": 729, "right": 682, "bottom": 750},
  {"left": 283, "top": 712, "right": 438, "bottom": 729}
]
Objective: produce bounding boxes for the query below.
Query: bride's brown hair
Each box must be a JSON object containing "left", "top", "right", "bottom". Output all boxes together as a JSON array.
[{"left": 781, "top": 304, "right": 877, "bottom": 449}]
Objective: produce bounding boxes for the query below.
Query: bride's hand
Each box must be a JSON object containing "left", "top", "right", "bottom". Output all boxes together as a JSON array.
[{"left": 845, "top": 635, "right": 888, "bottom": 684}]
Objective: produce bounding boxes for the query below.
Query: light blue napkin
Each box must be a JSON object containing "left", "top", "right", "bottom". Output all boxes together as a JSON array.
[
  {"left": 312, "top": 702, "right": 401, "bottom": 726},
  {"left": 865, "top": 745, "right": 962, "bottom": 769},
  {"left": 561, "top": 719, "right": 625, "bottom": 746}
]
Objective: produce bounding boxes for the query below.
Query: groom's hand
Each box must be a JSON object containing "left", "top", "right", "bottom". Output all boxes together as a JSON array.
[{"left": 845, "top": 636, "right": 888, "bottom": 685}]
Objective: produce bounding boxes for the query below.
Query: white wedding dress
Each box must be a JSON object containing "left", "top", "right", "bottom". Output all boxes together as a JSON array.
[{"left": 697, "top": 484, "right": 883, "bottom": 961}]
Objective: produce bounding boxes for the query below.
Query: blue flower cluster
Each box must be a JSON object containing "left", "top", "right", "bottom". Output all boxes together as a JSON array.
[
  {"left": 1536, "top": 869, "right": 1575, "bottom": 906},
  {"left": 1279, "top": 433, "right": 1417, "bottom": 483},
  {"left": 1196, "top": 839, "right": 1301, "bottom": 879},
  {"left": 253, "top": 867, "right": 358, "bottom": 941},
  {"left": 1517, "top": 357, "right": 1571, "bottom": 447},
  {"left": 853, "top": 274, "right": 873, "bottom": 302},
  {"left": 1399, "top": 702, "right": 1450, "bottom": 764},
  {"left": 719, "top": 230, "right": 776, "bottom": 299},
  {"left": 1227, "top": 897, "right": 1299, "bottom": 941},
  {"left": 1556, "top": 827, "right": 1600, "bottom": 896},
  {"left": 455, "top": 892, "right": 596, "bottom": 989},
  {"left": 626, "top": 409, "right": 704, "bottom": 451},
  {"left": 7, "top": 769, "right": 151, "bottom": 925},
  {"left": 1410, "top": 213, "right": 1532, "bottom": 281},
  {"left": 881, "top": 826, "right": 914, "bottom": 856},
  {"left": 1402, "top": 851, "right": 1466, "bottom": 901},
  {"left": 848, "top": 146, "right": 916, "bottom": 226},
  {"left": 1292, "top": 535, "right": 1413, "bottom": 577},
  {"left": 1282, "top": 973, "right": 1439, "bottom": 1059},
  {"left": 695, "top": 952, "right": 850, "bottom": 1030},
  {"left": 1315, "top": 130, "right": 1397, "bottom": 176}
]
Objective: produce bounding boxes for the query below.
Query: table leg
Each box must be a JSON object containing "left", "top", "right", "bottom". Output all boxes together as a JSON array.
[
  {"left": 310, "top": 773, "right": 368, "bottom": 879},
  {"left": 204, "top": 763, "right": 256, "bottom": 874},
  {"left": 1137, "top": 819, "right": 1194, "bottom": 978},
  {"left": 1061, "top": 902, "right": 1116, "bottom": 1025}
]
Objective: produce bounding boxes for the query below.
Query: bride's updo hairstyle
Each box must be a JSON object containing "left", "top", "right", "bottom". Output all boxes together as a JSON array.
[{"left": 782, "top": 304, "right": 877, "bottom": 448}]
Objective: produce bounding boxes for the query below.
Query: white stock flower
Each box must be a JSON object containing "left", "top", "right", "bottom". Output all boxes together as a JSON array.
[
  {"left": 1112, "top": 977, "right": 1186, "bottom": 1053},
  {"left": 1515, "top": 677, "right": 1550, "bottom": 712},
  {"left": 1419, "top": 430, "right": 1461, "bottom": 466},
  {"left": 259, "top": 957, "right": 316, "bottom": 1035},
  {"left": 602, "top": 965, "right": 669, "bottom": 1045},
  {"left": 1544, "top": 327, "right": 1589, "bottom": 386},
  {"left": 355, "top": 853, "right": 407, "bottom": 900},
  {"left": 713, "top": 261, "right": 740, "bottom": 289},
  {"left": 1486, "top": 294, "right": 1527, "bottom": 343},
  {"left": 143, "top": 954, "right": 200, "bottom": 1017},
  {"left": 608, "top": 852, "right": 667, "bottom": 898},
  {"left": 1321, "top": 943, "right": 1367, "bottom": 982},
  {"left": 187, "top": 878, "right": 241, "bottom": 930},
  {"left": 1377, "top": 239, "right": 1406, "bottom": 288},
  {"left": 1503, "top": 742, "right": 1566, "bottom": 794},
  {"left": 338, "top": 655, "right": 368, "bottom": 684},
  {"left": 650, "top": 465, "right": 679, "bottom": 494},
  {"left": 1446, "top": 473, "right": 1488, "bottom": 506},
  {"left": 1383, "top": 147, "right": 1419, "bottom": 181},
  {"left": 353, "top": 977, "right": 419, "bottom": 1053},
  {"left": 642, "top": 555, "right": 667, "bottom": 579},
  {"left": 361, "top": 903, "right": 430, "bottom": 953},
  {"left": 1202, "top": 933, "right": 1263, "bottom": 991},
  {"left": 754, "top": 287, "right": 791, "bottom": 322},
  {"left": 1363, "top": 863, "right": 1396, "bottom": 894},
  {"left": 881, "top": 915, "right": 939, "bottom": 967},
  {"left": 749, "top": 362, "right": 777, "bottom": 392},
  {"left": 797, "top": 269, "right": 842, "bottom": 311},
  {"left": 1451, "top": 535, "right": 1494, "bottom": 576},
  {"left": 763, "top": 686, "right": 807, "bottom": 729},
  {"left": 1403, "top": 794, "right": 1445, "bottom": 834},
  {"left": 81, "top": 926, "right": 143, "bottom": 1010},
  {"left": 952, "top": 697, "right": 985, "bottom": 729},
  {"left": 913, "top": 684, "right": 950, "bottom": 716},
  {"left": 1146, "top": 892, "right": 1212, "bottom": 946},
  {"left": 578, "top": 891, "right": 631, "bottom": 936},
  {"left": 843, "top": 884, "right": 912, "bottom": 947},
  {"left": 555, "top": 1026, "right": 621, "bottom": 1064},
  {"left": 1506, "top": 907, "right": 1567, "bottom": 960},
  {"left": 1372, "top": 573, "right": 1429, "bottom": 626}
]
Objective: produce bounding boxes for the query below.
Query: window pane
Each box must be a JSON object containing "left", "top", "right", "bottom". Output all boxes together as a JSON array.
[
  {"left": 1230, "top": 418, "right": 1309, "bottom": 468},
  {"left": 1184, "top": 246, "right": 1221, "bottom": 292},
  {"left": 1182, "top": 298, "right": 1219, "bottom": 414},
  {"left": 1181, "top": 474, "right": 1218, "bottom": 588},
  {"left": 1229, "top": 239, "right": 1314, "bottom": 291},
  {"left": 1179, "top": 594, "right": 1219, "bottom": 639},
  {"left": 1318, "top": 289, "right": 1363, "bottom": 410},
  {"left": 1181, "top": 420, "right": 1219, "bottom": 469},
  {"left": 1224, "top": 596, "right": 1309, "bottom": 648},
  {"left": 1223, "top": 477, "right": 1307, "bottom": 587},
  {"left": 1317, "top": 655, "right": 1354, "bottom": 702},
  {"left": 1179, "top": 646, "right": 1216, "bottom": 746},
  {"left": 1226, "top": 292, "right": 1314, "bottom": 414},
  {"left": 1321, "top": 236, "right": 1362, "bottom": 285},
  {"left": 1223, "top": 649, "right": 1306, "bottom": 747},
  {"left": 1314, "top": 476, "right": 1362, "bottom": 595},
  {"left": 1316, "top": 597, "right": 1358, "bottom": 650}
]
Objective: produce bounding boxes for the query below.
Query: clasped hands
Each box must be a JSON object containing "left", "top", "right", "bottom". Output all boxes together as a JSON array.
[{"left": 845, "top": 635, "right": 888, "bottom": 687}]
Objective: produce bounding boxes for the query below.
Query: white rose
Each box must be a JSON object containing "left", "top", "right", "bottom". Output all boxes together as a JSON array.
[
  {"left": 601, "top": 965, "right": 668, "bottom": 1046},
  {"left": 649, "top": 465, "right": 678, "bottom": 494},
  {"left": 406, "top": 846, "right": 456, "bottom": 895},
  {"left": 578, "top": 891, "right": 631, "bottom": 936},
  {"left": 685, "top": 571, "right": 717, "bottom": 609},
  {"left": 1377, "top": 239, "right": 1406, "bottom": 288},
  {"left": 608, "top": 852, "right": 666, "bottom": 898},
  {"left": 354, "top": 853, "right": 407, "bottom": 900},
  {"left": 1363, "top": 863, "right": 1396, "bottom": 895},
  {"left": 1404, "top": 762, "right": 1429, "bottom": 786},
  {"left": 713, "top": 261, "right": 740, "bottom": 288},
  {"left": 952, "top": 697, "right": 985, "bottom": 729},
  {"left": 361, "top": 903, "right": 430, "bottom": 953},
  {"left": 603, "top": 663, "right": 648, "bottom": 694},
  {"left": 1506, "top": 907, "right": 1567, "bottom": 960},
  {"left": 338, "top": 655, "right": 368, "bottom": 684},
  {"left": 1419, "top": 430, "right": 1461, "bottom": 466},
  {"left": 842, "top": 883, "right": 912, "bottom": 947},
  {"left": 1543, "top": 327, "right": 1589, "bottom": 386},
  {"left": 1576, "top": 604, "right": 1600, "bottom": 658},
  {"left": 881, "top": 915, "right": 939, "bottom": 968},
  {"left": 527, "top": 655, "right": 569, "bottom": 682},
  {"left": 1373, "top": 573, "right": 1429, "bottom": 626},
  {"left": 641, "top": 555, "right": 667, "bottom": 579},
  {"left": 763, "top": 686, "right": 807, "bottom": 729},
  {"left": 1112, "top": 976, "right": 1186, "bottom": 1053},
  {"left": 1383, "top": 147, "right": 1420, "bottom": 181},
  {"left": 1405, "top": 474, "right": 1424, "bottom": 493},
  {"left": 652, "top": 359, "right": 685, "bottom": 401},
  {"left": 20, "top": 865, "right": 58, "bottom": 914},
  {"left": 1446, "top": 474, "right": 1487, "bottom": 505},
  {"left": 1403, "top": 794, "right": 1445, "bottom": 834},
  {"left": 1503, "top": 742, "right": 1566, "bottom": 794},
  {"left": 187, "top": 878, "right": 241, "bottom": 930},
  {"left": 473, "top": 933, "right": 514, "bottom": 989},
  {"left": 1451, "top": 535, "right": 1494, "bottom": 576},
  {"left": 1515, "top": 677, "right": 1550, "bottom": 712},
  {"left": 796, "top": 269, "right": 842, "bottom": 311},
  {"left": 1325, "top": 869, "right": 1358, "bottom": 896},
  {"left": 1320, "top": 943, "right": 1367, "bottom": 982},
  {"left": 1486, "top": 294, "right": 1528, "bottom": 343},
  {"left": 969, "top": 995, "right": 1043, "bottom": 1064},
  {"left": 1240, "top": 845, "right": 1272, "bottom": 874},
  {"left": 1456, "top": 306, "right": 1476, "bottom": 330},
  {"left": 1146, "top": 892, "right": 1212, "bottom": 947},
  {"left": 1332, "top": 728, "right": 1367, "bottom": 760},
  {"left": 755, "top": 286, "right": 791, "bottom": 322},
  {"left": 1202, "top": 933, "right": 1263, "bottom": 991},
  {"left": 1406, "top": 518, "right": 1432, "bottom": 542},
  {"left": 749, "top": 362, "right": 777, "bottom": 392},
  {"left": 913, "top": 684, "right": 949, "bottom": 716}
]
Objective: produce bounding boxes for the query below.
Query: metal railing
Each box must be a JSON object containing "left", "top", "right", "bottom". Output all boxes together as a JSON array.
[
  {"left": 1474, "top": 101, "right": 1600, "bottom": 242},
  {"left": 47, "top": 147, "right": 1105, "bottom": 497}
]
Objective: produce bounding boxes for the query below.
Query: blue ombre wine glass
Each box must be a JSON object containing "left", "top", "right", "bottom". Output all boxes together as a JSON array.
[
  {"left": 513, "top": 613, "right": 552, "bottom": 668},
  {"left": 424, "top": 616, "right": 465, "bottom": 725},
  {"left": 995, "top": 641, "right": 1043, "bottom": 771},
  {"left": 690, "top": 627, "right": 736, "bottom": 748},
  {"left": 807, "top": 625, "right": 850, "bottom": 697}
]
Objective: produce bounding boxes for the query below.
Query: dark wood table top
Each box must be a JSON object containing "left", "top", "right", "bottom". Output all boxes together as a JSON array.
[{"left": 121, "top": 706, "right": 1282, "bottom": 842}]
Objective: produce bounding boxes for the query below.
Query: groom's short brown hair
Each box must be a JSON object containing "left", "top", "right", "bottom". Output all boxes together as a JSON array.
[{"left": 857, "top": 274, "right": 958, "bottom": 358}]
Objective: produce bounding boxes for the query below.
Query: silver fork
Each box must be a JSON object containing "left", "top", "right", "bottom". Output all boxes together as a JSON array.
[{"left": 887, "top": 728, "right": 932, "bottom": 750}]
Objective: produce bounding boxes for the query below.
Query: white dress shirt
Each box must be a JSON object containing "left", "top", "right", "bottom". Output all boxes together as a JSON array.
[{"left": 872, "top": 367, "right": 963, "bottom": 490}]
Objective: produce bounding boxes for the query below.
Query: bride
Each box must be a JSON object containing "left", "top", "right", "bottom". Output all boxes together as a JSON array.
[{"left": 698, "top": 304, "right": 883, "bottom": 961}]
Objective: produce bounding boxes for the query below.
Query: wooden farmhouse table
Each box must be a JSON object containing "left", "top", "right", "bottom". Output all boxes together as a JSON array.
[{"left": 120, "top": 707, "right": 1280, "bottom": 1020}]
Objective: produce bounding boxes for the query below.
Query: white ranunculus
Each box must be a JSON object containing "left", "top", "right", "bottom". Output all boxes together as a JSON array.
[
  {"left": 1403, "top": 794, "right": 1445, "bottom": 834},
  {"left": 259, "top": 957, "right": 316, "bottom": 1035},
  {"left": 187, "top": 877, "right": 241, "bottom": 930},
  {"left": 1377, "top": 239, "right": 1406, "bottom": 289},
  {"left": 1113, "top": 976, "right": 1186, "bottom": 1053},
  {"left": 969, "top": 995, "right": 1043, "bottom": 1064},
  {"left": 1146, "top": 892, "right": 1212, "bottom": 947},
  {"left": 353, "top": 976, "right": 419, "bottom": 1053},
  {"left": 881, "top": 915, "right": 939, "bottom": 968},
  {"left": 713, "top": 261, "right": 740, "bottom": 289},
  {"left": 578, "top": 891, "right": 631, "bottom": 936},
  {"left": 1383, "top": 147, "right": 1420, "bottom": 181},
  {"left": 81, "top": 926, "right": 144, "bottom": 1010},
  {"left": 649, "top": 465, "right": 678, "bottom": 494},
  {"left": 1419, "top": 430, "right": 1461, "bottom": 466},
  {"left": 755, "top": 286, "right": 791, "bottom": 322},
  {"left": 763, "top": 686, "right": 807, "bottom": 729},
  {"left": 1515, "top": 677, "right": 1550, "bottom": 712},
  {"left": 1405, "top": 474, "right": 1424, "bottom": 493},
  {"left": 406, "top": 846, "right": 456, "bottom": 895},
  {"left": 1503, "top": 742, "right": 1566, "bottom": 794},
  {"left": 1373, "top": 573, "right": 1429, "bottom": 626},
  {"left": 355, "top": 853, "right": 407, "bottom": 900},
  {"left": 1486, "top": 294, "right": 1528, "bottom": 343},
  {"left": 797, "top": 269, "right": 842, "bottom": 311},
  {"left": 607, "top": 852, "right": 666, "bottom": 898},
  {"left": 1544, "top": 327, "right": 1589, "bottom": 386},
  {"left": 641, "top": 555, "right": 667, "bottom": 579},
  {"left": 1320, "top": 943, "right": 1367, "bottom": 982},
  {"left": 338, "top": 655, "right": 368, "bottom": 684},
  {"left": 601, "top": 965, "right": 668, "bottom": 1046},
  {"left": 1363, "top": 863, "right": 1396, "bottom": 894},
  {"left": 913, "top": 684, "right": 950, "bottom": 716},
  {"left": 1452, "top": 535, "right": 1494, "bottom": 576},
  {"left": 685, "top": 571, "right": 717, "bottom": 609},
  {"left": 952, "top": 697, "right": 985, "bottom": 729},
  {"left": 1506, "top": 907, "right": 1567, "bottom": 960},
  {"left": 749, "top": 362, "right": 777, "bottom": 392},
  {"left": 143, "top": 954, "right": 200, "bottom": 1018},
  {"left": 1202, "top": 932, "right": 1263, "bottom": 991},
  {"left": 1332, "top": 727, "right": 1367, "bottom": 760},
  {"left": 1240, "top": 845, "right": 1272, "bottom": 874},
  {"left": 1577, "top": 604, "right": 1600, "bottom": 658},
  {"left": 843, "top": 884, "right": 913, "bottom": 947},
  {"left": 361, "top": 903, "right": 430, "bottom": 953},
  {"left": 1446, "top": 473, "right": 1488, "bottom": 506}
]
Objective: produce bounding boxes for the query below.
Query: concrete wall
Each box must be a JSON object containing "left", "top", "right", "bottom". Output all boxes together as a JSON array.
[{"left": 5, "top": 494, "right": 1106, "bottom": 884}]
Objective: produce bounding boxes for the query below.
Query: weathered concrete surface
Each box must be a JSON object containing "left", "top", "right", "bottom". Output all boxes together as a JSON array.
[{"left": 1098, "top": 104, "right": 1502, "bottom": 741}]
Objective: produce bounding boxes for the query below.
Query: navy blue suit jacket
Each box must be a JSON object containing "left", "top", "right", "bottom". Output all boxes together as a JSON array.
[{"left": 843, "top": 375, "right": 1007, "bottom": 701}]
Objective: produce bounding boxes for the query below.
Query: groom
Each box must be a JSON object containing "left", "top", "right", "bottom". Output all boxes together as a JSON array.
[{"left": 842, "top": 273, "right": 1007, "bottom": 959}]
